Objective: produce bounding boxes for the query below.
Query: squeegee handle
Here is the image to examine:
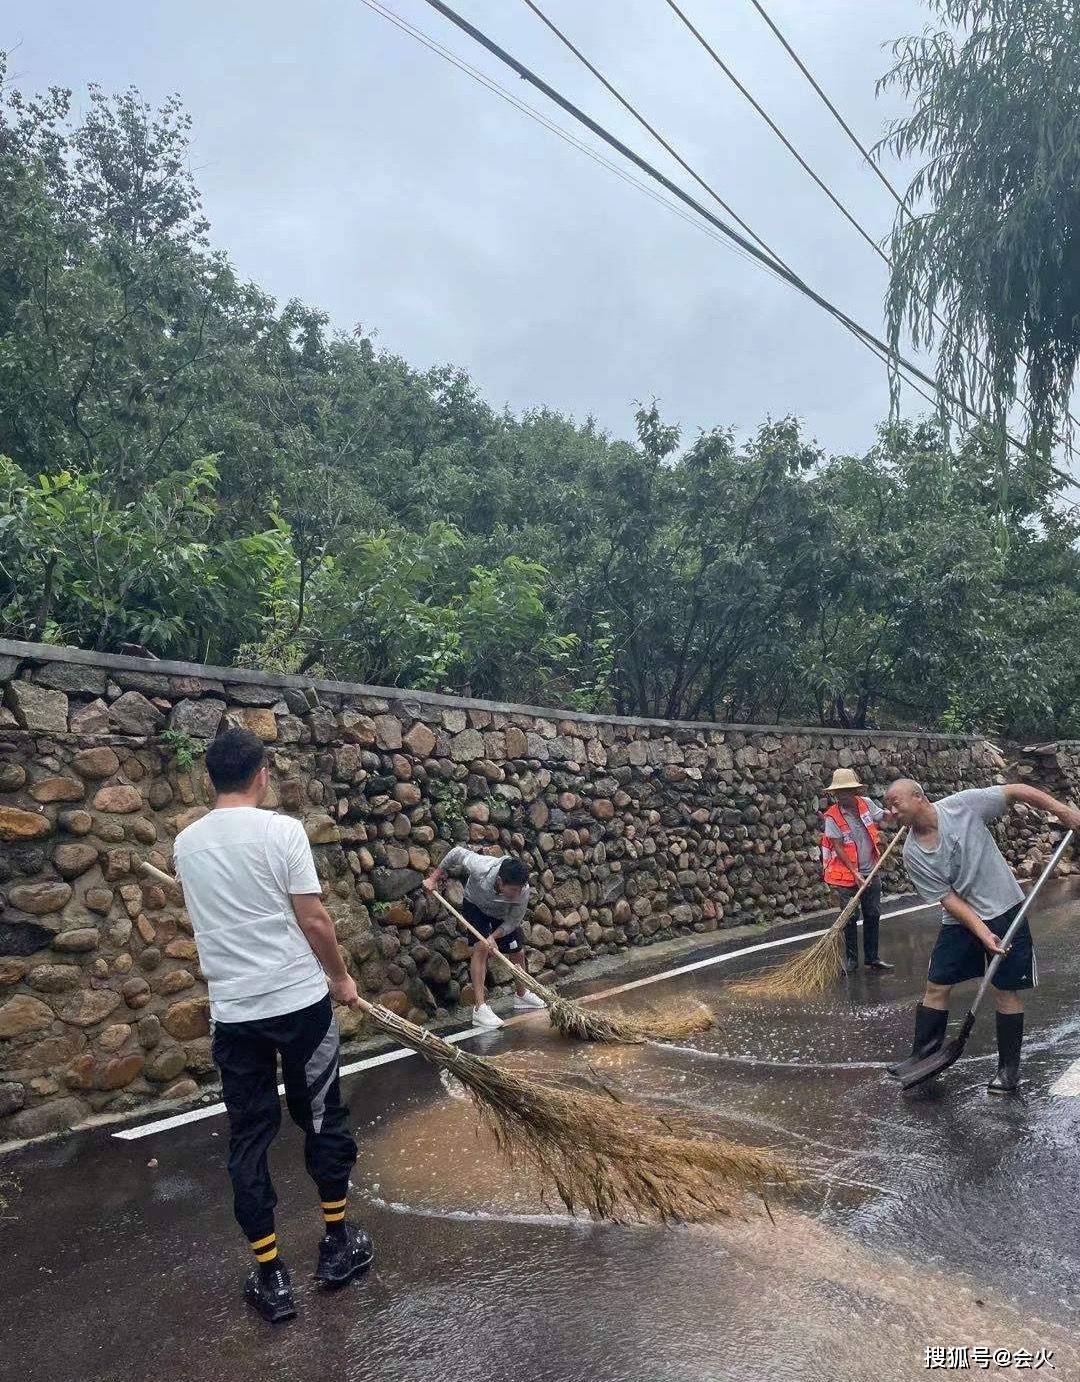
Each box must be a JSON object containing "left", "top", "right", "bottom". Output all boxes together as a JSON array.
[{"left": 967, "top": 829, "right": 1073, "bottom": 1018}]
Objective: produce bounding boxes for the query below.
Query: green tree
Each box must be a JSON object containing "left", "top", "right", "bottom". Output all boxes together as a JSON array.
[
  {"left": 3, "top": 61, "right": 1080, "bottom": 740},
  {"left": 0, "top": 453, "right": 292, "bottom": 657},
  {"left": 879, "top": 0, "right": 1080, "bottom": 450}
]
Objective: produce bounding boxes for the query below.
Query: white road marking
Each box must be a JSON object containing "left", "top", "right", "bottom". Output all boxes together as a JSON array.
[
  {"left": 1049, "top": 1057, "right": 1080, "bottom": 1096},
  {"left": 112, "top": 898, "right": 936, "bottom": 1141},
  {"left": 112, "top": 1022, "right": 493, "bottom": 1140},
  {"left": 574, "top": 898, "right": 933, "bottom": 1002}
]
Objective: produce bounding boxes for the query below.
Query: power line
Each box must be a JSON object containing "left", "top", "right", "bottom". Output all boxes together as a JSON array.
[
  {"left": 516, "top": 0, "right": 946, "bottom": 415},
  {"left": 353, "top": 1, "right": 1072, "bottom": 465},
  {"left": 662, "top": 0, "right": 1012, "bottom": 416},
  {"left": 367, "top": 2, "right": 1078, "bottom": 515},
  {"left": 665, "top": 0, "right": 1077, "bottom": 469},
  {"left": 519, "top": 0, "right": 781, "bottom": 267},
  {"left": 742, "top": 0, "right": 1080, "bottom": 454},
  {"left": 355, "top": 0, "right": 785, "bottom": 283},
  {"left": 744, "top": 0, "right": 911, "bottom": 217},
  {"left": 663, "top": 0, "right": 891, "bottom": 270},
  {"left": 359, "top": 0, "right": 1020, "bottom": 439},
  {"left": 414, "top": 0, "right": 980, "bottom": 408},
  {"left": 360, "top": 0, "right": 941, "bottom": 420},
  {"left": 411, "top": 0, "right": 1050, "bottom": 444}
]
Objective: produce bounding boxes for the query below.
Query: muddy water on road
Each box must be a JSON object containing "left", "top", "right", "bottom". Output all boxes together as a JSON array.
[
  {"left": 6, "top": 887, "right": 1080, "bottom": 1382},
  {"left": 353, "top": 1063, "right": 1079, "bottom": 1382},
  {"left": 346, "top": 885, "right": 1080, "bottom": 1380}
]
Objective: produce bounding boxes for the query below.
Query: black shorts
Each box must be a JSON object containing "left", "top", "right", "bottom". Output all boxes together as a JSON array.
[
  {"left": 461, "top": 897, "right": 524, "bottom": 954},
  {"left": 927, "top": 903, "right": 1037, "bottom": 991}
]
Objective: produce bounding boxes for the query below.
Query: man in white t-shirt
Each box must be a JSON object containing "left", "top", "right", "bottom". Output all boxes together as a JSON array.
[{"left": 174, "top": 728, "right": 373, "bottom": 1322}]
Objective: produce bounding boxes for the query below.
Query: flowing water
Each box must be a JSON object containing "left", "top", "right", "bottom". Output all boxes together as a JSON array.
[{"left": 5, "top": 886, "right": 1080, "bottom": 1382}]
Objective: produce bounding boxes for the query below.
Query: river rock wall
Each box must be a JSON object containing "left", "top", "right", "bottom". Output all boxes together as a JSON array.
[{"left": 0, "top": 639, "right": 1074, "bottom": 1143}]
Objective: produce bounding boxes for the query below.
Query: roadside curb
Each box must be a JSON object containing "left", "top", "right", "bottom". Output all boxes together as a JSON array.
[{"left": 0, "top": 895, "right": 920, "bottom": 1155}]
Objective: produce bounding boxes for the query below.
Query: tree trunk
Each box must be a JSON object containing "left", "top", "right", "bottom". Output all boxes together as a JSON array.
[{"left": 32, "top": 557, "right": 57, "bottom": 640}]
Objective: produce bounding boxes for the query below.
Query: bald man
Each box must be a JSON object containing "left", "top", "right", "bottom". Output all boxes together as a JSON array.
[{"left": 883, "top": 779, "right": 1079, "bottom": 1094}]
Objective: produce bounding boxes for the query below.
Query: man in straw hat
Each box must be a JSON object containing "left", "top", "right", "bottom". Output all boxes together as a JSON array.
[
  {"left": 882, "top": 778, "right": 1080, "bottom": 1094},
  {"left": 821, "top": 768, "right": 895, "bottom": 973},
  {"left": 173, "top": 727, "right": 374, "bottom": 1322}
]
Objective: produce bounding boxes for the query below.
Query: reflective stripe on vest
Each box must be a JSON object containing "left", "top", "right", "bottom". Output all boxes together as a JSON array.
[{"left": 821, "top": 797, "right": 880, "bottom": 886}]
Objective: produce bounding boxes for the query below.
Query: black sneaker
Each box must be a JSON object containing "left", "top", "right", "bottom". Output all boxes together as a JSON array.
[
  {"left": 865, "top": 959, "right": 894, "bottom": 972},
  {"left": 244, "top": 1264, "right": 297, "bottom": 1323},
  {"left": 314, "top": 1224, "right": 375, "bottom": 1288},
  {"left": 988, "top": 1064, "right": 1021, "bottom": 1096},
  {"left": 842, "top": 956, "right": 859, "bottom": 975}
]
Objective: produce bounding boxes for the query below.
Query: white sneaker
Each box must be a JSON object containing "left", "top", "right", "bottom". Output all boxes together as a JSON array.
[
  {"left": 513, "top": 991, "right": 547, "bottom": 1011},
  {"left": 471, "top": 1004, "right": 504, "bottom": 1028}
]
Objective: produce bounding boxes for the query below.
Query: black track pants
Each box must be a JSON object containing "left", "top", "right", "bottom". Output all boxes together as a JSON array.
[
  {"left": 212, "top": 993, "right": 357, "bottom": 1241},
  {"left": 835, "top": 878, "right": 882, "bottom": 964}
]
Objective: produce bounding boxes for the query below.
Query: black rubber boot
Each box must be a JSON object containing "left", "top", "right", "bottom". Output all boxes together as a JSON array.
[
  {"left": 887, "top": 1003, "right": 948, "bottom": 1078},
  {"left": 314, "top": 1224, "right": 375, "bottom": 1288},
  {"left": 244, "top": 1264, "right": 297, "bottom": 1323},
  {"left": 988, "top": 1011, "right": 1023, "bottom": 1096},
  {"left": 987, "top": 1065, "right": 1021, "bottom": 1095}
]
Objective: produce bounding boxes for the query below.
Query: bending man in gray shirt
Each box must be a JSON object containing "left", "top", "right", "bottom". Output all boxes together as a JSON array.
[
  {"left": 883, "top": 780, "right": 1079, "bottom": 1094},
  {"left": 424, "top": 846, "right": 546, "bottom": 1028}
]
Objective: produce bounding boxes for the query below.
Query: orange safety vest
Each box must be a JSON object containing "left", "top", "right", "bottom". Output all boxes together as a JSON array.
[{"left": 821, "top": 797, "right": 881, "bottom": 886}]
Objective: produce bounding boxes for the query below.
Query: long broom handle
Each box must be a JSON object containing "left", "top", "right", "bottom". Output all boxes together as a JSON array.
[
  {"left": 140, "top": 859, "right": 185, "bottom": 897},
  {"left": 829, "top": 825, "right": 908, "bottom": 933},
  {"left": 964, "top": 828, "right": 1073, "bottom": 1021},
  {"left": 137, "top": 860, "right": 466, "bottom": 1045},
  {"left": 428, "top": 887, "right": 555, "bottom": 1002},
  {"left": 141, "top": 858, "right": 555, "bottom": 1007}
]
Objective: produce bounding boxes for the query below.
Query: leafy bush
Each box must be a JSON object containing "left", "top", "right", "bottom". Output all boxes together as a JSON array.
[{"left": 3, "top": 62, "right": 1080, "bottom": 737}]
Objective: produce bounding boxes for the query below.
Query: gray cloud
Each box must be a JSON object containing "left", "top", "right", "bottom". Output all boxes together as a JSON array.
[{"left": 6, "top": 0, "right": 930, "bottom": 453}]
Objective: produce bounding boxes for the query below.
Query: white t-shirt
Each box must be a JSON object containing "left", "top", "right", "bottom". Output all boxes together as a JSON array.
[{"left": 173, "top": 806, "right": 328, "bottom": 1022}]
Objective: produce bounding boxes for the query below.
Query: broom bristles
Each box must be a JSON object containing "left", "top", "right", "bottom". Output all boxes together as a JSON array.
[
  {"left": 730, "top": 827, "right": 908, "bottom": 1001},
  {"left": 476, "top": 1083, "right": 792, "bottom": 1223},
  {"left": 729, "top": 924, "right": 846, "bottom": 1000},
  {"left": 364, "top": 1000, "right": 791, "bottom": 1222},
  {"left": 547, "top": 995, "right": 714, "bottom": 1044},
  {"left": 429, "top": 890, "right": 715, "bottom": 1044}
]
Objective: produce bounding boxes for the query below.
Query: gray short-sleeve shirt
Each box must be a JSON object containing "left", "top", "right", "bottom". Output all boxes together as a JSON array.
[
  {"left": 440, "top": 846, "right": 529, "bottom": 936},
  {"left": 902, "top": 787, "right": 1022, "bottom": 924},
  {"left": 824, "top": 798, "right": 885, "bottom": 873}
]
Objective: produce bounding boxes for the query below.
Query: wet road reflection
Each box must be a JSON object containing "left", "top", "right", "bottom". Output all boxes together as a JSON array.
[{"left": 4, "top": 884, "right": 1080, "bottom": 1381}]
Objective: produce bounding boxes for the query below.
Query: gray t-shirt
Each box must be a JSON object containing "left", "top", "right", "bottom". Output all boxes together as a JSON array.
[
  {"left": 824, "top": 798, "right": 885, "bottom": 873},
  {"left": 441, "top": 846, "right": 529, "bottom": 936},
  {"left": 902, "top": 787, "right": 1023, "bottom": 924}
]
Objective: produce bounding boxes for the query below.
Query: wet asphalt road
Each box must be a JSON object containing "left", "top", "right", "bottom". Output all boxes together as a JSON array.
[{"left": 4, "top": 884, "right": 1080, "bottom": 1382}]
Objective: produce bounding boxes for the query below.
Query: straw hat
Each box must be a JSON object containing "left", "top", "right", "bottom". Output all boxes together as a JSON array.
[{"left": 824, "top": 767, "right": 866, "bottom": 793}]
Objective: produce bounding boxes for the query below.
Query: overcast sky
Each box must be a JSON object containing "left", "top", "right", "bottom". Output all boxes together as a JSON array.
[{"left": 6, "top": 0, "right": 934, "bottom": 456}]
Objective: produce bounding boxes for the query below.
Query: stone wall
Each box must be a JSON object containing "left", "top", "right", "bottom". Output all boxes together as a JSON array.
[{"left": 0, "top": 639, "right": 1075, "bottom": 1143}]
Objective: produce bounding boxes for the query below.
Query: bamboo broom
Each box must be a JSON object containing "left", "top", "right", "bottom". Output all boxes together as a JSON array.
[
  {"left": 139, "top": 860, "right": 790, "bottom": 1221},
  {"left": 730, "top": 827, "right": 908, "bottom": 1000},
  {"left": 429, "top": 887, "right": 714, "bottom": 1044}
]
